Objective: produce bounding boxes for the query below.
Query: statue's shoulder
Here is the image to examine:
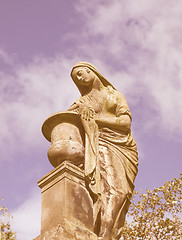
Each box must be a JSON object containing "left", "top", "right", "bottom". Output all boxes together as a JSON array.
[{"left": 106, "top": 86, "right": 128, "bottom": 105}]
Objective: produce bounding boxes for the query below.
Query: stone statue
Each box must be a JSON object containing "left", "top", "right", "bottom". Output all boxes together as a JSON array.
[{"left": 41, "top": 62, "right": 138, "bottom": 240}]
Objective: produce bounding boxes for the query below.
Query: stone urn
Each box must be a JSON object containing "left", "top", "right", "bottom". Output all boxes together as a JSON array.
[{"left": 42, "top": 111, "right": 85, "bottom": 168}]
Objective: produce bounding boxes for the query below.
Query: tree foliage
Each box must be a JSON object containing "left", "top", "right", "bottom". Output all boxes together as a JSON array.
[
  {"left": 0, "top": 202, "right": 16, "bottom": 240},
  {"left": 121, "top": 174, "right": 182, "bottom": 239}
]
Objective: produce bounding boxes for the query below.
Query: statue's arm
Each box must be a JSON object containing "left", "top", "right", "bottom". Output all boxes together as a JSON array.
[
  {"left": 94, "top": 114, "right": 131, "bottom": 132},
  {"left": 95, "top": 91, "right": 131, "bottom": 132}
]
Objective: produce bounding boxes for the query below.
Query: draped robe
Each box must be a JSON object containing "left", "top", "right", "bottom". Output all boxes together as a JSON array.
[{"left": 68, "top": 86, "right": 138, "bottom": 240}]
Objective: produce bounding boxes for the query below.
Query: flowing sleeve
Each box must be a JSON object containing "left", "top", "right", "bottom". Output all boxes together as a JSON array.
[
  {"left": 67, "top": 97, "right": 85, "bottom": 113},
  {"left": 115, "top": 93, "right": 132, "bottom": 120}
]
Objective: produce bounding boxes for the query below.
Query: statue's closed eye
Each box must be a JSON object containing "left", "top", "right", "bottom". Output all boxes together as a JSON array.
[{"left": 77, "top": 70, "right": 82, "bottom": 76}]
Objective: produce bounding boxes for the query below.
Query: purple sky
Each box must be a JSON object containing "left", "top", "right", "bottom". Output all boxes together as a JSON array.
[{"left": 0, "top": 0, "right": 182, "bottom": 239}]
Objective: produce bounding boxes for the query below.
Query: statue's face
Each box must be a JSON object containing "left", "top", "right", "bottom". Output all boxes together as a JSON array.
[{"left": 72, "top": 67, "right": 96, "bottom": 86}]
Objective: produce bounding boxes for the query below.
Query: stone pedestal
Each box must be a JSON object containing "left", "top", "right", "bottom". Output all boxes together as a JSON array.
[{"left": 33, "top": 161, "right": 97, "bottom": 240}]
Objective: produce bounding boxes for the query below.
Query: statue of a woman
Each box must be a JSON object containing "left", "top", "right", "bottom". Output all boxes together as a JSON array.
[{"left": 68, "top": 62, "right": 138, "bottom": 240}]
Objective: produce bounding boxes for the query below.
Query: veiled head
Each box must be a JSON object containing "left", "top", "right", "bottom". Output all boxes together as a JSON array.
[{"left": 71, "top": 62, "right": 115, "bottom": 95}]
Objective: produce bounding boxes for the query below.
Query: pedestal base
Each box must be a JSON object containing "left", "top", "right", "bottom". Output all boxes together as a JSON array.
[
  {"left": 33, "top": 161, "right": 97, "bottom": 240},
  {"left": 34, "top": 218, "right": 97, "bottom": 240}
]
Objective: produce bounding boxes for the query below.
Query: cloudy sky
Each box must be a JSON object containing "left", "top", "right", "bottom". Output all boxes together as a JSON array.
[{"left": 0, "top": 0, "right": 182, "bottom": 239}]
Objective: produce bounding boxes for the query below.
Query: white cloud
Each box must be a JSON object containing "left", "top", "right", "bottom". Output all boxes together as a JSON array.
[
  {"left": 75, "top": 0, "right": 182, "bottom": 139},
  {"left": 1, "top": 1, "right": 182, "bottom": 238},
  {"left": 0, "top": 54, "right": 80, "bottom": 164},
  {"left": 1, "top": 0, "right": 182, "bottom": 170},
  {"left": 11, "top": 189, "right": 41, "bottom": 240}
]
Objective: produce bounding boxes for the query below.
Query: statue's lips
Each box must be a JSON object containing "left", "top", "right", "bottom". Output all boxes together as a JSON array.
[{"left": 79, "top": 78, "right": 86, "bottom": 82}]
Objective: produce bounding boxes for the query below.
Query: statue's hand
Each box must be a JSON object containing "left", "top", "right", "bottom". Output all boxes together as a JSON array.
[
  {"left": 67, "top": 102, "right": 79, "bottom": 112},
  {"left": 79, "top": 106, "right": 95, "bottom": 121}
]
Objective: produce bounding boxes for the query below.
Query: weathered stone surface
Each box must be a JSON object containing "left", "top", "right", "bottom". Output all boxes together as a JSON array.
[
  {"left": 36, "top": 62, "right": 138, "bottom": 239},
  {"left": 33, "top": 161, "right": 95, "bottom": 240},
  {"left": 34, "top": 219, "right": 97, "bottom": 240},
  {"left": 42, "top": 112, "right": 85, "bottom": 168}
]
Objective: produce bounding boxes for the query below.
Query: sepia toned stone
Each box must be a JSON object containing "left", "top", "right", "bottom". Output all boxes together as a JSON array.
[
  {"left": 34, "top": 161, "right": 96, "bottom": 240},
  {"left": 35, "top": 62, "right": 138, "bottom": 240},
  {"left": 35, "top": 219, "right": 98, "bottom": 240},
  {"left": 42, "top": 112, "right": 85, "bottom": 168}
]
